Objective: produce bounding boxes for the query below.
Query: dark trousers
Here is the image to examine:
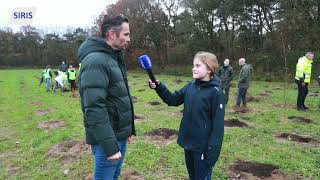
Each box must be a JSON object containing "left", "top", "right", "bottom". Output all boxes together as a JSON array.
[
  {"left": 236, "top": 87, "right": 248, "bottom": 106},
  {"left": 69, "top": 80, "right": 76, "bottom": 91},
  {"left": 184, "top": 149, "right": 212, "bottom": 180},
  {"left": 295, "top": 80, "right": 308, "bottom": 108},
  {"left": 222, "top": 87, "right": 230, "bottom": 104}
]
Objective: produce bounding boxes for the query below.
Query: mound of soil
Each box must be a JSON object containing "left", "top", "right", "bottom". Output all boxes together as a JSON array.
[
  {"left": 48, "top": 140, "right": 90, "bottom": 163},
  {"left": 273, "top": 103, "right": 296, "bottom": 109},
  {"left": 287, "top": 116, "right": 313, "bottom": 123},
  {"left": 7, "top": 165, "right": 20, "bottom": 176},
  {"left": 232, "top": 107, "right": 256, "bottom": 113},
  {"left": 227, "top": 161, "right": 291, "bottom": 179},
  {"left": 174, "top": 79, "right": 183, "bottom": 84},
  {"left": 309, "top": 92, "right": 320, "bottom": 97},
  {"left": 134, "top": 114, "right": 145, "bottom": 120},
  {"left": 225, "top": 118, "right": 248, "bottom": 127},
  {"left": 147, "top": 101, "right": 161, "bottom": 106},
  {"left": 146, "top": 128, "right": 178, "bottom": 139},
  {"left": 71, "top": 91, "right": 79, "bottom": 98},
  {"left": 122, "top": 170, "right": 145, "bottom": 180},
  {"left": 38, "top": 120, "right": 67, "bottom": 130},
  {"left": 277, "top": 133, "right": 318, "bottom": 144},
  {"left": 34, "top": 109, "right": 55, "bottom": 116},
  {"left": 247, "top": 96, "right": 260, "bottom": 102},
  {"left": 82, "top": 173, "right": 93, "bottom": 180},
  {"left": 145, "top": 128, "right": 178, "bottom": 146}
]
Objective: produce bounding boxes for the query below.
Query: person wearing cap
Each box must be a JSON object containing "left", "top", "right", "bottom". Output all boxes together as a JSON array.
[
  {"left": 217, "top": 59, "right": 234, "bottom": 104},
  {"left": 236, "top": 58, "right": 251, "bottom": 108},
  {"left": 295, "top": 52, "right": 314, "bottom": 111}
]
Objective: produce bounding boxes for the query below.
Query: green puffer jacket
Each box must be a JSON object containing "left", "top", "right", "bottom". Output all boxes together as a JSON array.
[
  {"left": 217, "top": 65, "right": 234, "bottom": 89},
  {"left": 238, "top": 63, "right": 252, "bottom": 88},
  {"left": 77, "top": 37, "right": 135, "bottom": 157}
]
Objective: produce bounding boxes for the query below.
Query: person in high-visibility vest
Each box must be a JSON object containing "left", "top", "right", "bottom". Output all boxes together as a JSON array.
[
  {"left": 42, "top": 65, "right": 52, "bottom": 92},
  {"left": 295, "top": 52, "right": 314, "bottom": 111},
  {"left": 67, "top": 65, "right": 77, "bottom": 91}
]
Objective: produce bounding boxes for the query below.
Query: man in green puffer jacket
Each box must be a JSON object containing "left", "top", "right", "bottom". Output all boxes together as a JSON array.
[{"left": 77, "top": 15, "right": 135, "bottom": 180}]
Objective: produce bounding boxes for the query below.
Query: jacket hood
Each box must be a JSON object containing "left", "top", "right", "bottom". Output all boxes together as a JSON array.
[
  {"left": 195, "top": 75, "right": 221, "bottom": 87},
  {"left": 77, "top": 37, "right": 116, "bottom": 63}
]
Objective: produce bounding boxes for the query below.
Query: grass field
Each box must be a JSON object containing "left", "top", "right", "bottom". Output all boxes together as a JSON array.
[{"left": 0, "top": 69, "right": 319, "bottom": 179}]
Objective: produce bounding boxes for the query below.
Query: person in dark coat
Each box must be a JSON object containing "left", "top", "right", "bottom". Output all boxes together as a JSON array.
[
  {"left": 217, "top": 58, "right": 234, "bottom": 104},
  {"left": 59, "top": 61, "right": 68, "bottom": 72},
  {"left": 77, "top": 15, "right": 135, "bottom": 180},
  {"left": 236, "top": 58, "right": 252, "bottom": 108},
  {"left": 149, "top": 51, "right": 225, "bottom": 180}
]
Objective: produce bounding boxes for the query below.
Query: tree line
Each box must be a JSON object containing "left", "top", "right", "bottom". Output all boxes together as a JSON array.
[{"left": 1, "top": 0, "right": 319, "bottom": 78}]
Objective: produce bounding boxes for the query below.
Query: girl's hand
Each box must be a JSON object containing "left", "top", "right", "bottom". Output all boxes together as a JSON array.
[{"left": 148, "top": 80, "right": 160, "bottom": 89}]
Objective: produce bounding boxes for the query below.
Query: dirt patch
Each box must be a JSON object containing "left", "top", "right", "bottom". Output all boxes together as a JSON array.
[
  {"left": 227, "top": 161, "right": 291, "bottom": 179},
  {"left": 309, "top": 92, "right": 320, "bottom": 97},
  {"left": 277, "top": 133, "right": 319, "bottom": 146},
  {"left": 34, "top": 109, "right": 55, "bottom": 116},
  {"left": 273, "top": 103, "right": 296, "bottom": 109},
  {"left": 48, "top": 140, "right": 90, "bottom": 163},
  {"left": 225, "top": 118, "right": 248, "bottom": 127},
  {"left": 257, "top": 90, "right": 273, "bottom": 97},
  {"left": 38, "top": 120, "right": 67, "bottom": 130},
  {"left": 287, "top": 116, "right": 313, "bottom": 123},
  {"left": 147, "top": 101, "right": 161, "bottom": 106},
  {"left": 145, "top": 128, "right": 178, "bottom": 146},
  {"left": 7, "top": 165, "right": 20, "bottom": 176},
  {"left": 174, "top": 79, "right": 183, "bottom": 84},
  {"left": 122, "top": 169, "right": 145, "bottom": 180},
  {"left": 231, "top": 107, "right": 256, "bottom": 114},
  {"left": 71, "top": 91, "right": 79, "bottom": 98},
  {"left": 246, "top": 95, "right": 261, "bottom": 102},
  {"left": 82, "top": 173, "right": 93, "bottom": 180},
  {"left": 134, "top": 114, "right": 145, "bottom": 121},
  {"left": 28, "top": 101, "right": 42, "bottom": 106},
  {"left": 132, "top": 96, "right": 138, "bottom": 103}
]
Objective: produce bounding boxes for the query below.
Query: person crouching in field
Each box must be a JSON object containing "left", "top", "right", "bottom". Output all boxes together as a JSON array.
[
  {"left": 148, "top": 51, "right": 225, "bottom": 179},
  {"left": 53, "top": 71, "right": 67, "bottom": 92}
]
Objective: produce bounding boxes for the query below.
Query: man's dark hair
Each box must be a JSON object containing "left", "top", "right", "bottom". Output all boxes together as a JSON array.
[{"left": 101, "top": 15, "right": 128, "bottom": 38}]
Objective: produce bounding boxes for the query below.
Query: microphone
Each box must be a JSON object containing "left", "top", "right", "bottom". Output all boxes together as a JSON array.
[{"left": 137, "top": 55, "right": 157, "bottom": 83}]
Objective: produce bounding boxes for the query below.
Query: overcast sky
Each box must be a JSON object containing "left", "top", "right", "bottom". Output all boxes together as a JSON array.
[{"left": 0, "top": 0, "right": 118, "bottom": 33}]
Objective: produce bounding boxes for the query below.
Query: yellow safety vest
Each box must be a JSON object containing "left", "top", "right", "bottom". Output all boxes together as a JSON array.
[
  {"left": 68, "top": 69, "right": 76, "bottom": 80},
  {"left": 304, "top": 58, "right": 312, "bottom": 83},
  {"left": 43, "top": 69, "right": 51, "bottom": 79},
  {"left": 295, "top": 56, "right": 312, "bottom": 83}
]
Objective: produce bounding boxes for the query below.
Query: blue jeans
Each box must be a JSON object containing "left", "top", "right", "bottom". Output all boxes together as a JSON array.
[
  {"left": 236, "top": 87, "right": 248, "bottom": 106},
  {"left": 184, "top": 149, "right": 212, "bottom": 180},
  {"left": 45, "top": 78, "right": 51, "bottom": 92},
  {"left": 91, "top": 139, "right": 127, "bottom": 180}
]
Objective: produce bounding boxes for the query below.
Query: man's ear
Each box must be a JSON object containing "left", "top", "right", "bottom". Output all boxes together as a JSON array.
[{"left": 108, "top": 30, "right": 116, "bottom": 40}]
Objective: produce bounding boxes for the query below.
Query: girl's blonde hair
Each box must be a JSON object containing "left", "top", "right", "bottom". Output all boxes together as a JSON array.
[{"left": 194, "top": 51, "right": 219, "bottom": 76}]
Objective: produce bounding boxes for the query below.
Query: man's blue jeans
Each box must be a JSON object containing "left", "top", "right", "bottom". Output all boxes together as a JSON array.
[
  {"left": 236, "top": 87, "right": 248, "bottom": 106},
  {"left": 91, "top": 139, "right": 127, "bottom": 180},
  {"left": 45, "top": 78, "right": 50, "bottom": 92}
]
